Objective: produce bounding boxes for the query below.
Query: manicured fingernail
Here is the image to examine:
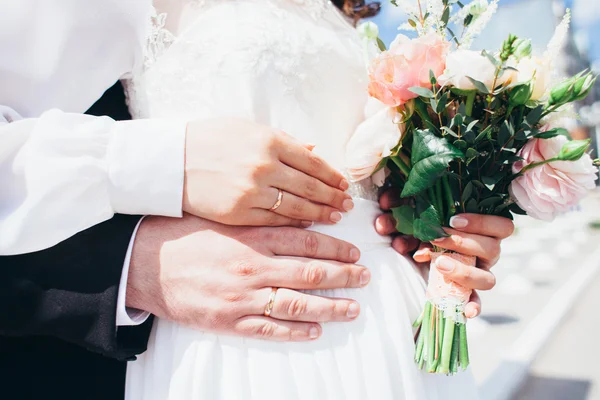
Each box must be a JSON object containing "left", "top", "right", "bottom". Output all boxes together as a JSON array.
[
  {"left": 309, "top": 326, "right": 320, "bottom": 339},
  {"left": 342, "top": 199, "right": 354, "bottom": 211},
  {"left": 360, "top": 269, "right": 371, "bottom": 286},
  {"left": 449, "top": 216, "right": 469, "bottom": 229},
  {"left": 301, "top": 220, "right": 314, "bottom": 228},
  {"left": 347, "top": 303, "right": 360, "bottom": 318},
  {"left": 465, "top": 309, "right": 477, "bottom": 319},
  {"left": 330, "top": 212, "right": 343, "bottom": 223},
  {"left": 432, "top": 237, "right": 446, "bottom": 243},
  {"left": 349, "top": 248, "right": 360, "bottom": 261},
  {"left": 339, "top": 179, "right": 349, "bottom": 191},
  {"left": 436, "top": 257, "right": 456, "bottom": 273}
]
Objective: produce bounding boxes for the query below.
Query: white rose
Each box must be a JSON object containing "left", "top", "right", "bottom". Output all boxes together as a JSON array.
[
  {"left": 511, "top": 56, "right": 551, "bottom": 101},
  {"left": 346, "top": 99, "right": 403, "bottom": 182},
  {"left": 438, "top": 50, "right": 509, "bottom": 91}
]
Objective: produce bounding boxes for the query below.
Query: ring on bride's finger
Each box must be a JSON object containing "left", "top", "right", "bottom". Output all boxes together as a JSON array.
[
  {"left": 269, "top": 189, "right": 284, "bottom": 211},
  {"left": 263, "top": 287, "right": 279, "bottom": 317}
]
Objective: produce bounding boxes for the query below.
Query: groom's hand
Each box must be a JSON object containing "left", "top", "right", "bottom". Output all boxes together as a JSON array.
[
  {"left": 126, "top": 214, "right": 369, "bottom": 341},
  {"left": 183, "top": 118, "right": 354, "bottom": 227}
]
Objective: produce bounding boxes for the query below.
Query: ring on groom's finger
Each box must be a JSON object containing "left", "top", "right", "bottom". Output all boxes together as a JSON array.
[
  {"left": 264, "top": 287, "right": 279, "bottom": 317},
  {"left": 269, "top": 189, "right": 284, "bottom": 211}
]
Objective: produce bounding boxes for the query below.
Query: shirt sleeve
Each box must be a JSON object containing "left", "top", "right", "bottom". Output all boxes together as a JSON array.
[
  {"left": 116, "top": 217, "right": 151, "bottom": 326},
  {"left": 0, "top": 107, "right": 187, "bottom": 255}
]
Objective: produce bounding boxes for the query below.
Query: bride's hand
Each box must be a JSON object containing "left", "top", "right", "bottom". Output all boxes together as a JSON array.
[
  {"left": 183, "top": 118, "right": 353, "bottom": 226},
  {"left": 375, "top": 188, "right": 515, "bottom": 319}
]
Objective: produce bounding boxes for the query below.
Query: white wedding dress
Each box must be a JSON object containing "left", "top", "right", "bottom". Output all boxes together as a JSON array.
[{"left": 125, "top": 1, "right": 479, "bottom": 399}]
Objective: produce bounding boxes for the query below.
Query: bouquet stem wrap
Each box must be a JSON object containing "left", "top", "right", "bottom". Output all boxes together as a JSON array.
[{"left": 413, "top": 252, "right": 476, "bottom": 374}]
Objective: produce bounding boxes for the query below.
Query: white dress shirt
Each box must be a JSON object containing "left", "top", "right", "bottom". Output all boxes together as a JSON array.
[{"left": 0, "top": 1, "right": 184, "bottom": 324}]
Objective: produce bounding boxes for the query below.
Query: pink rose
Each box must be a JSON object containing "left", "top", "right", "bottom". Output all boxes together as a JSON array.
[
  {"left": 509, "top": 136, "right": 598, "bottom": 221},
  {"left": 367, "top": 33, "right": 450, "bottom": 107}
]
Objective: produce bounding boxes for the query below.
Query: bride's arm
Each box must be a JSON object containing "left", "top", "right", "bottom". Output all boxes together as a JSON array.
[{"left": 0, "top": 106, "right": 186, "bottom": 255}]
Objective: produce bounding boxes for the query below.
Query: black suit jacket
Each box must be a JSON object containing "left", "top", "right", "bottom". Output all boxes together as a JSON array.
[{"left": 0, "top": 82, "right": 153, "bottom": 400}]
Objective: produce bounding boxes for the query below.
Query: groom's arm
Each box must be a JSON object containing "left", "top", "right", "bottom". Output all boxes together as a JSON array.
[{"left": 0, "top": 214, "right": 153, "bottom": 361}]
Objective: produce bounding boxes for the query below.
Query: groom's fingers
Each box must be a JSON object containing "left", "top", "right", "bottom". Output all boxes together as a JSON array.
[
  {"left": 233, "top": 316, "right": 322, "bottom": 342},
  {"left": 265, "top": 228, "right": 361, "bottom": 263},
  {"left": 254, "top": 288, "right": 361, "bottom": 323},
  {"left": 264, "top": 257, "right": 369, "bottom": 290},
  {"left": 276, "top": 136, "right": 349, "bottom": 191}
]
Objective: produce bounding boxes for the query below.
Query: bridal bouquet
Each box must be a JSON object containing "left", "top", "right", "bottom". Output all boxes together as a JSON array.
[{"left": 348, "top": 1, "right": 598, "bottom": 375}]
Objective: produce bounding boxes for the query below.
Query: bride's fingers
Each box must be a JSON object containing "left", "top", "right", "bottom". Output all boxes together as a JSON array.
[
  {"left": 261, "top": 187, "right": 344, "bottom": 224},
  {"left": 254, "top": 288, "right": 360, "bottom": 323},
  {"left": 233, "top": 316, "right": 322, "bottom": 342},
  {"left": 378, "top": 188, "right": 405, "bottom": 210},
  {"left": 272, "top": 164, "right": 352, "bottom": 212},
  {"left": 433, "top": 255, "right": 496, "bottom": 291},
  {"left": 432, "top": 228, "right": 501, "bottom": 266},
  {"left": 276, "top": 135, "right": 349, "bottom": 191},
  {"left": 464, "top": 291, "right": 482, "bottom": 319},
  {"left": 449, "top": 214, "right": 515, "bottom": 239},
  {"left": 246, "top": 209, "right": 313, "bottom": 228},
  {"left": 413, "top": 243, "right": 432, "bottom": 263}
]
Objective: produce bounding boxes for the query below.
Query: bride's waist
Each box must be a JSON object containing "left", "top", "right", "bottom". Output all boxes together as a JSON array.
[{"left": 307, "top": 198, "right": 391, "bottom": 253}]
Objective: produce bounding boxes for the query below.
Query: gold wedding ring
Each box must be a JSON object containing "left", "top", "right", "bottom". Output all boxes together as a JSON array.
[
  {"left": 269, "top": 189, "right": 284, "bottom": 211},
  {"left": 263, "top": 287, "right": 278, "bottom": 317}
]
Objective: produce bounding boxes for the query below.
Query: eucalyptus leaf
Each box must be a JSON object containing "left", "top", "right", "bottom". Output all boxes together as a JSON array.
[
  {"left": 401, "top": 130, "right": 465, "bottom": 197},
  {"left": 535, "top": 127, "right": 572, "bottom": 140},
  {"left": 526, "top": 105, "right": 544, "bottom": 126},
  {"left": 461, "top": 181, "right": 474, "bottom": 204},
  {"left": 376, "top": 38, "right": 387, "bottom": 52},
  {"left": 409, "top": 86, "right": 435, "bottom": 98},
  {"left": 466, "top": 77, "right": 491, "bottom": 94},
  {"left": 466, "top": 119, "right": 479, "bottom": 132},
  {"left": 474, "top": 125, "right": 493, "bottom": 144}
]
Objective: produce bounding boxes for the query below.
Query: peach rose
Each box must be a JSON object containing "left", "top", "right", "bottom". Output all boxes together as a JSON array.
[
  {"left": 346, "top": 99, "right": 403, "bottom": 182},
  {"left": 509, "top": 136, "right": 598, "bottom": 221},
  {"left": 367, "top": 33, "right": 450, "bottom": 107}
]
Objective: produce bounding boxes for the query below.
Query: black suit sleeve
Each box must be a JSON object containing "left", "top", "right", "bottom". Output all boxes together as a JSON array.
[{"left": 0, "top": 214, "right": 153, "bottom": 360}]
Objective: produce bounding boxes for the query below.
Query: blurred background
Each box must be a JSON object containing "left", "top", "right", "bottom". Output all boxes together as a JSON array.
[{"left": 372, "top": 1, "right": 600, "bottom": 399}]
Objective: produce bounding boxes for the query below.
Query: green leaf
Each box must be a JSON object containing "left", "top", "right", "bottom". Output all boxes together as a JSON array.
[
  {"left": 474, "top": 125, "right": 493, "bottom": 144},
  {"left": 525, "top": 105, "right": 544, "bottom": 126},
  {"left": 401, "top": 130, "right": 465, "bottom": 197},
  {"left": 392, "top": 205, "right": 415, "bottom": 236},
  {"left": 408, "top": 19, "right": 417, "bottom": 28},
  {"left": 454, "top": 139, "right": 467, "bottom": 150},
  {"left": 467, "top": 77, "right": 490, "bottom": 94},
  {"left": 408, "top": 86, "right": 435, "bottom": 98},
  {"left": 535, "top": 127, "right": 572, "bottom": 140},
  {"left": 376, "top": 38, "right": 387, "bottom": 52},
  {"left": 479, "top": 196, "right": 503, "bottom": 209},
  {"left": 466, "top": 119, "right": 480, "bottom": 132},
  {"left": 465, "top": 198, "right": 479, "bottom": 213},
  {"left": 466, "top": 148, "right": 479, "bottom": 160},
  {"left": 413, "top": 204, "right": 447, "bottom": 242},
  {"left": 436, "top": 92, "right": 449, "bottom": 114},
  {"left": 430, "top": 69, "right": 437, "bottom": 86},
  {"left": 441, "top": 6, "right": 450, "bottom": 27},
  {"left": 461, "top": 181, "right": 474, "bottom": 204},
  {"left": 441, "top": 127, "right": 459, "bottom": 138},
  {"left": 481, "top": 50, "right": 500, "bottom": 67}
]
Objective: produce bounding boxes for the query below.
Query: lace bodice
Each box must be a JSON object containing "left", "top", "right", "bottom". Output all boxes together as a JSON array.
[{"left": 126, "top": 0, "right": 378, "bottom": 200}]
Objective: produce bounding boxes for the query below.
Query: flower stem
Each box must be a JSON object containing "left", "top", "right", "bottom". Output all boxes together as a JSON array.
[
  {"left": 450, "top": 323, "right": 460, "bottom": 374},
  {"left": 519, "top": 157, "right": 559, "bottom": 174},
  {"left": 435, "top": 180, "right": 445, "bottom": 223},
  {"left": 390, "top": 155, "right": 411, "bottom": 177},
  {"left": 439, "top": 316, "right": 455, "bottom": 374},
  {"left": 459, "top": 323, "right": 470, "bottom": 370},
  {"left": 465, "top": 91, "right": 476, "bottom": 117},
  {"left": 442, "top": 175, "right": 455, "bottom": 224}
]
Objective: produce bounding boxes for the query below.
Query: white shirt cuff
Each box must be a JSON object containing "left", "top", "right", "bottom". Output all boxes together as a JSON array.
[
  {"left": 107, "top": 119, "right": 187, "bottom": 217},
  {"left": 116, "top": 217, "right": 151, "bottom": 326}
]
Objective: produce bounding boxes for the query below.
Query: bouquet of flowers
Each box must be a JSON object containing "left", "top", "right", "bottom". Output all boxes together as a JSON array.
[{"left": 348, "top": 0, "right": 598, "bottom": 375}]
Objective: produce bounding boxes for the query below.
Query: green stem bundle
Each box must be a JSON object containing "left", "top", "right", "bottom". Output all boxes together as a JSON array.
[{"left": 413, "top": 301, "right": 469, "bottom": 375}]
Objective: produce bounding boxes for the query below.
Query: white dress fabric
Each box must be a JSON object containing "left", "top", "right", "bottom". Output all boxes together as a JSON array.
[{"left": 125, "top": 1, "right": 479, "bottom": 399}]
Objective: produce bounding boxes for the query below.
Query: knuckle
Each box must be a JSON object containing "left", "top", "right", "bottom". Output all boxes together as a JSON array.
[
  {"left": 304, "top": 178, "right": 318, "bottom": 197},
  {"left": 286, "top": 296, "right": 308, "bottom": 319},
  {"left": 232, "top": 260, "right": 261, "bottom": 278},
  {"left": 290, "top": 200, "right": 305, "bottom": 218},
  {"left": 343, "top": 266, "right": 354, "bottom": 288},
  {"left": 255, "top": 321, "right": 278, "bottom": 339},
  {"left": 303, "top": 232, "right": 320, "bottom": 257},
  {"left": 308, "top": 154, "right": 324, "bottom": 173},
  {"left": 265, "top": 212, "right": 281, "bottom": 226},
  {"left": 223, "top": 291, "right": 247, "bottom": 304},
  {"left": 459, "top": 265, "right": 472, "bottom": 282},
  {"left": 302, "top": 262, "right": 325, "bottom": 286},
  {"left": 205, "top": 308, "right": 230, "bottom": 330}
]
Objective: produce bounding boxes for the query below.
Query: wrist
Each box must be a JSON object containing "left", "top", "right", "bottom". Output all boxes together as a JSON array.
[{"left": 126, "top": 216, "right": 166, "bottom": 316}]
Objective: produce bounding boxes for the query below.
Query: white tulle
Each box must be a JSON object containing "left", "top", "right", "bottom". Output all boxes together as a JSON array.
[{"left": 125, "top": 1, "right": 479, "bottom": 399}]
